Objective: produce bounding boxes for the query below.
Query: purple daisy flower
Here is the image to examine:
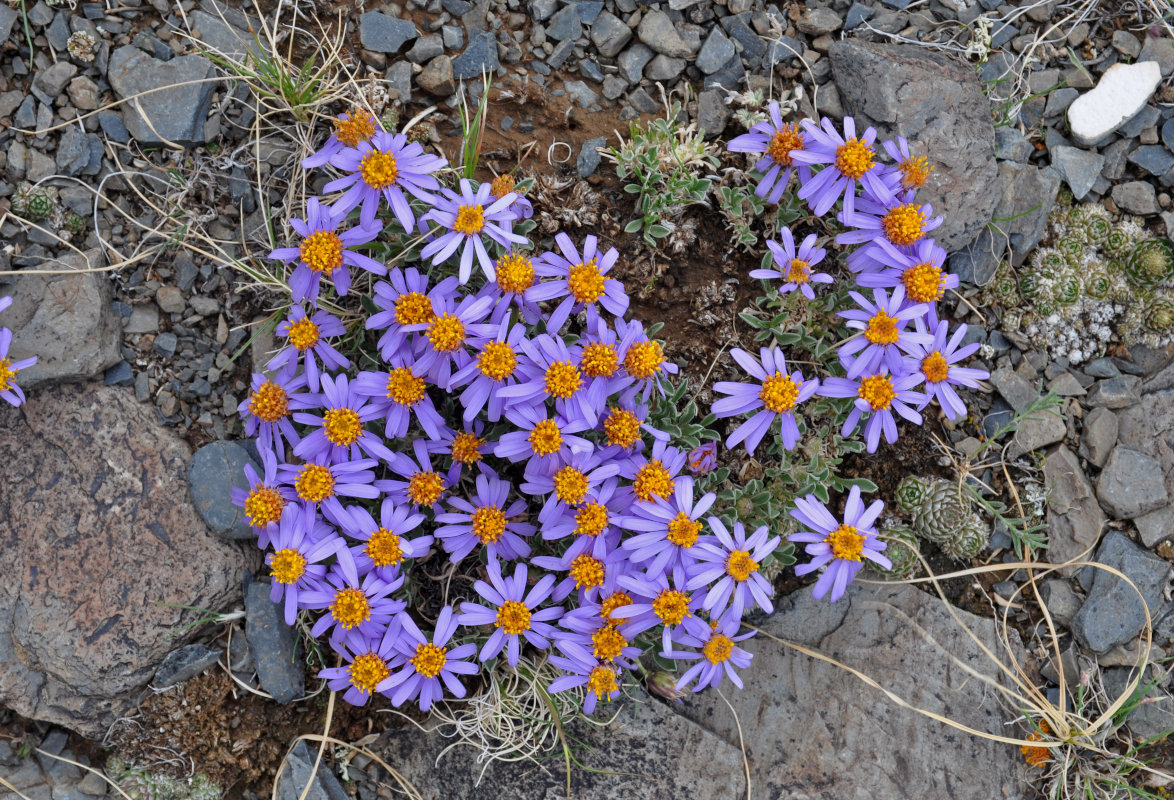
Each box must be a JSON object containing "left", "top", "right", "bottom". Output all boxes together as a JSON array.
[
  {"left": 529, "top": 233, "right": 630, "bottom": 333},
  {"left": 520, "top": 447, "right": 621, "bottom": 526},
  {"left": 494, "top": 405, "right": 593, "bottom": 468},
  {"left": 789, "top": 116, "right": 892, "bottom": 216},
  {"left": 434, "top": 422, "right": 492, "bottom": 477},
  {"left": 687, "top": 518, "right": 779, "bottom": 619},
  {"left": 488, "top": 249, "right": 544, "bottom": 323},
  {"left": 836, "top": 194, "right": 943, "bottom": 263},
  {"left": 554, "top": 613, "right": 642, "bottom": 669},
  {"left": 366, "top": 268, "right": 460, "bottom": 362},
  {"left": 619, "top": 476, "right": 715, "bottom": 576},
  {"left": 419, "top": 178, "right": 528, "bottom": 284},
  {"left": 293, "top": 374, "right": 396, "bottom": 465},
  {"left": 665, "top": 611, "right": 754, "bottom": 692},
  {"left": 317, "top": 626, "right": 404, "bottom": 707},
  {"left": 458, "top": 559, "right": 563, "bottom": 666},
  {"left": 239, "top": 371, "right": 316, "bottom": 457},
  {"left": 488, "top": 173, "right": 534, "bottom": 221},
  {"left": 598, "top": 396, "right": 661, "bottom": 453},
  {"left": 403, "top": 289, "right": 495, "bottom": 389},
  {"left": 904, "top": 310, "right": 990, "bottom": 420},
  {"left": 268, "top": 197, "right": 385, "bottom": 304},
  {"left": 302, "top": 107, "right": 382, "bottom": 169},
  {"left": 614, "top": 568, "right": 702, "bottom": 651},
  {"left": 379, "top": 606, "right": 479, "bottom": 711},
  {"left": 712, "top": 347, "right": 819, "bottom": 454},
  {"left": 880, "top": 135, "right": 934, "bottom": 199},
  {"left": 278, "top": 454, "right": 379, "bottom": 526},
  {"left": 726, "top": 100, "right": 811, "bottom": 204},
  {"left": 497, "top": 333, "right": 605, "bottom": 425},
  {"left": 375, "top": 438, "right": 458, "bottom": 512},
  {"left": 752, "top": 228, "right": 833, "bottom": 300},
  {"left": 434, "top": 469, "right": 534, "bottom": 563},
  {"left": 322, "top": 129, "right": 446, "bottom": 232},
  {"left": 837, "top": 287, "right": 931, "bottom": 378},
  {"left": 686, "top": 441, "right": 718, "bottom": 476},
  {"left": 0, "top": 326, "right": 36, "bottom": 408},
  {"left": 230, "top": 444, "right": 296, "bottom": 547},
  {"left": 531, "top": 546, "right": 629, "bottom": 604},
  {"left": 449, "top": 317, "right": 527, "bottom": 423},
  {"left": 619, "top": 438, "right": 687, "bottom": 505},
  {"left": 339, "top": 498, "right": 432, "bottom": 582},
  {"left": 264, "top": 504, "right": 341, "bottom": 625},
  {"left": 352, "top": 360, "right": 446, "bottom": 440},
  {"left": 302, "top": 548, "right": 406, "bottom": 646},
  {"left": 537, "top": 478, "right": 627, "bottom": 561},
  {"left": 616, "top": 318, "right": 678, "bottom": 402},
  {"left": 853, "top": 238, "right": 958, "bottom": 307},
  {"left": 819, "top": 369, "right": 928, "bottom": 453},
  {"left": 267, "top": 306, "right": 350, "bottom": 393},
  {"left": 790, "top": 485, "right": 889, "bottom": 602},
  {"left": 548, "top": 646, "right": 624, "bottom": 715}
]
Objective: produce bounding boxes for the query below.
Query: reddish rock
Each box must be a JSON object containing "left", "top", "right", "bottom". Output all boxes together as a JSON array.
[{"left": 0, "top": 382, "right": 255, "bottom": 738}]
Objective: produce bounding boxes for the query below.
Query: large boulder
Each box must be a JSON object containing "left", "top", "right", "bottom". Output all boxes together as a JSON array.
[
  {"left": 0, "top": 383, "right": 254, "bottom": 738},
  {"left": 830, "top": 39, "right": 999, "bottom": 253}
]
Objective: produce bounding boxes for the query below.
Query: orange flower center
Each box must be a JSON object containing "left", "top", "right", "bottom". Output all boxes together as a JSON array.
[
  {"left": 858, "top": 375, "right": 896, "bottom": 411},
  {"left": 528, "top": 419, "right": 563, "bottom": 456},
  {"left": 602, "top": 408, "right": 641, "bottom": 448},
  {"left": 359, "top": 150, "right": 399, "bottom": 189},
  {"left": 334, "top": 109, "right": 377, "bottom": 148},
  {"left": 759, "top": 372, "right": 801, "bottom": 413},
  {"left": 881, "top": 203, "right": 927, "bottom": 247},
  {"left": 766, "top": 124, "right": 804, "bottom": 166},
  {"left": 835, "top": 137, "right": 874, "bottom": 179},
  {"left": 544, "top": 361, "right": 582, "bottom": 399},
  {"left": 553, "top": 466, "right": 589, "bottom": 505},
  {"left": 652, "top": 590, "right": 691, "bottom": 626},
  {"left": 587, "top": 665, "right": 618, "bottom": 697},
  {"left": 366, "top": 528, "right": 405, "bottom": 568},
  {"left": 787, "top": 258, "right": 810, "bottom": 284},
  {"left": 323, "top": 408, "right": 363, "bottom": 447},
  {"left": 410, "top": 643, "right": 447, "bottom": 678},
  {"left": 902, "top": 262, "right": 945, "bottom": 303},
  {"left": 407, "top": 472, "right": 445, "bottom": 506},
  {"left": 495, "top": 600, "right": 532, "bottom": 635},
  {"left": 394, "top": 292, "right": 434, "bottom": 326},
  {"left": 633, "top": 460, "right": 673, "bottom": 502},
  {"left": 574, "top": 501, "right": 609, "bottom": 537},
  {"left": 666, "top": 513, "right": 701, "bottom": 548},
  {"left": 295, "top": 464, "right": 335, "bottom": 503},
  {"left": 494, "top": 252, "right": 535, "bottom": 294},
  {"left": 865, "top": 311, "right": 900, "bottom": 345},
  {"left": 591, "top": 625, "right": 628, "bottom": 661},
  {"left": 725, "top": 549, "right": 759, "bottom": 581},
  {"left": 826, "top": 524, "right": 865, "bottom": 561},
  {"left": 330, "top": 587, "right": 371, "bottom": 629},
  {"left": 348, "top": 652, "right": 389, "bottom": 694},
  {"left": 921, "top": 351, "right": 950, "bottom": 383},
  {"left": 580, "top": 342, "right": 619, "bottom": 378},
  {"left": 624, "top": 340, "right": 665, "bottom": 380},
  {"left": 450, "top": 432, "right": 485, "bottom": 464},
  {"left": 299, "top": 231, "right": 344, "bottom": 275},
  {"left": 899, "top": 155, "right": 933, "bottom": 190},
  {"left": 287, "top": 318, "right": 320, "bottom": 351},
  {"left": 386, "top": 367, "right": 426, "bottom": 406},
  {"left": 269, "top": 548, "right": 307, "bottom": 584},
  {"left": 453, "top": 204, "right": 485, "bottom": 236},
  {"left": 703, "top": 634, "right": 734, "bottom": 664},
  {"left": 600, "top": 591, "right": 632, "bottom": 624},
  {"left": 471, "top": 505, "right": 507, "bottom": 544},
  {"left": 248, "top": 381, "right": 290, "bottom": 423},
  {"left": 244, "top": 486, "right": 285, "bottom": 528},
  {"left": 427, "top": 313, "right": 466, "bottom": 352},
  {"left": 569, "top": 555, "right": 605, "bottom": 589},
  {"left": 490, "top": 173, "right": 516, "bottom": 198},
  {"left": 567, "top": 258, "right": 605, "bottom": 303}
]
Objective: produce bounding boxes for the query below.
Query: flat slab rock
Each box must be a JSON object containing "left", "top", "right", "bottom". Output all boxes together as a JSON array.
[
  {"left": 1068, "top": 61, "right": 1162, "bottom": 146},
  {"left": 679, "top": 583, "right": 1030, "bottom": 800},
  {"left": 0, "top": 383, "right": 255, "bottom": 738}
]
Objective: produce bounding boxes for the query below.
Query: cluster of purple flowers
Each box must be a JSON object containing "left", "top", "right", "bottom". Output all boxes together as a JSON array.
[
  {"left": 720, "top": 108, "right": 990, "bottom": 601},
  {"left": 0, "top": 296, "right": 36, "bottom": 408},
  {"left": 238, "top": 109, "right": 764, "bottom": 715}
]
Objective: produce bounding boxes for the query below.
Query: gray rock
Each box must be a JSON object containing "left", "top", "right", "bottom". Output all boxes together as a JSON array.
[
  {"left": 14, "top": 95, "right": 36, "bottom": 130},
  {"left": 644, "top": 53, "right": 686, "bottom": 81},
  {"left": 66, "top": 76, "right": 100, "bottom": 111},
  {"left": 764, "top": 35, "right": 804, "bottom": 65},
  {"left": 1104, "top": 666, "right": 1174, "bottom": 740},
  {"left": 441, "top": 24, "right": 463, "bottom": 50},
  {"left": 1112, "top": 180, "right": 1159, "bottom": 215},
  {"left": 1048, "top": 372, "right": 1086, "bottom": 396},
  {"left": 188, "top": 440, "right": 256, "bottom": 540},
  {"left": 601, "top": 74, "right": 628, "bottom": 101},
  {"left": 1128, "top": 145, "right": 1174, "bottom": 177},
  {"left": 416, "top": 54, "right": 454, "bottom": 96},
  {"left": 991, "top": 366, "right": 1037, "bottom": 412},
  {"left": 845, "top": 2, "right": 873, "bottom": 29},
  {"left": 1112, "top": 29, "right": 1142, "bottom": 57},
  {"left": 719, "top": 13, "right": 766, "bottom": 63},
  {"left": 1087, "top": 375, "right": 1141, "bottom": 408},
  {"left": 696, "top": 89, "right": 729, "bottom": 138},
  {"left": 189, "top": 295, "right": 220, "bottom": 317},
  {"left": 1071, "top": 531, "right": 1171, "bottom": 653},
  {"left": 385, "top": 60, "right": 412, "bottom": 103},
  {"left": 55, "top": 127, "right": 92, "bottom": 177},
  {"left": 1010, "top": 406, "right": 1068, "bottom": 457},
  {"left": 1136, "top": 505, "right": 1174, "bottom": 548},
  {"left": 153, "top": 643, "right": 222, "bottom": 688},
  {"left": 452, "top": 31, "right": 498, "bottom": 80},
  {"left": 31, "top": 61, "right": 77, "bottom": 105},
  {"left": 153, "top": 331, "right": 178, "bottom": 359},
  {"left": 546, "top": 38, "right": 575, "bottom": 69},
  {"left": 104, "top": 361, "right": 133, "bottom": 386},
  {"left": 578, "top": 58, "right": 604, "bottom": 83},
  {"left": 189, "top": 9, "right": 258, "bottom": 59},
  {"left": 2, "top": 250, "right": 121, "bottom": 388},
  {"left": 529, "top": 0, "right": 556, "bottom": 20},
  {"left": 695, "top": 28, "right": 734, "bottom": 74},
  {"left": 1098, "top": 447, "right": 1169, "bottom": 519},
  {"left": 576, "top": 136, "right": 606, "bottom": 179},
  {"left": 1079, "top": 406, "right": 1118, "bottom": 468},
  {"left": 797, "top": 6, "right": 842, "bottom": 35},
  {"left": 1085, "top": 357, "right": 1121, "bottom": 378},
  {"left": 995, "top": 127, "right": 1034, "bottom": 162},
  {"left": 1120, "top": 104, "right": 1162, "bottom": 139},
  {"left": 829, "top": 39, "right": 998, "bottom": 252},
  {"left": 617, "top": 43, "right": 654, "bottom": 84},
  {"left": 155, "top": 284, "right": 185, "bottom": 314},
  {"left": 1045, "top": 445, "right": 1105, "bottom": 566},
  {"left": 1163, "top": 118, "right": 1174, "bottom": 152},
  {"left": 569, "top": 0, "right": 603, "bottom": 23},
  {"left": 1050, "top": 145, "right": 1104, "bottom": 201},
  {"left": 589, "top": 10, "right": 631, "bottom": 58},
  {"left": 1040, "top": 579, "right": 1082, "bottom": 626},
  {"left": 0, "top": 5, "right": 18, "bottom": 42},
  {"left": 1139, "top": 34, "right": 1174, "bottom": 76},
  {"left": 563, "top": 79, "right": 599, "bottom": 108},
  {"left": 1044, "top": 87, "right": 1079, "bottom": 117},
  {"left": 358, "top": 11, "right": 418, "bottom": 54},
  {"left": 97, "top": 110, "right": 130, "bottom": 143},
  {"left": 405, "top": 33, "right": 443, "bottom": 64},
  {"left": 106, "top": 46, "right": 216, "bottom": 147},
  {"left": 628, "top": 87, "right": 661, "bottom": 115},
  {"left": 636, "top": 9, "right": 692, "bottom": 58},
  {"left": 275, "top": 741, "right": 348, "bottom": 800},
  {"left": 244, "top": 581, "right": 304, "bottom": 704},
  {"left": 546, "top": 4, "right": 581, "bottom": 41},
  {"left": 26, "top": 0, "right": 51, "bottom": 25}
]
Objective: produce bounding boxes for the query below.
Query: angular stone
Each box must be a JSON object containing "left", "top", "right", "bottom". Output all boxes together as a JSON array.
[
  {"left": 588, "top": 10, "right": 631, "bottom": 58},
  {"left": 1040, "top": 579, "right": 1082, "bottom": 627},
  {"left": 1071, "top": 531, "right": 1171, "bottom": 653},
  {"left": 991, "top": 366, "right": 1037, "bottom": 412},
  {"left": 416, "top": 54, "right": 454, "bottom": 96},
  {"left": 244, "top": 582, "right": 304, "bottom": 704},
  {"left": 32, "top": 61, "right": 77, "bottom": 104},
  {"left": 1068, "top": 61, "right": 1162, "bottom": 146},
  {"left": 1097, "top": 447, "right": 1168, "bottom": 519},
  {"left": 153, "top": 643, "right": 222, "bottom": 688},
  {"left": 1136, "top": 504, "right": 1174, "bottom": 548},
  {"left": 829, "top": 39, "right": 998, "bottom": 252},
  {"left": 1010, "top": 407, "right": 1067, "bottom": 458},
  {"left": 644, "top": 53, "right": 686, "bottom": 81},
  {"left": 1044, "top": 445, "right": 1105, "bottom": 566},
  {"left": 576, "top": 136, "right": 606, "bottom": 179},
  {"left": 189, "top": 9, "right": 258, "bottom": 59},
  {"left": 545, "top": 4, "right": 581, "bottom": 41},
  {"left": 696, "top": 88, "right": 729, "bottom": 139},
  {"left": 0, "top": 384, "right": 252, "bottom": 737},
  {"left": 106, "top": 46, "right": 216, "bottom": 147},
  {"left": 276, "top": 741, "right": 347, "bottom": 800},
  {"left": 452, "top": 31, "right": 498, "bottom": 80},
  {"left": 797, "top": 6, "right": 842, "bottom": 35},
  {"left": 695, "top": 28, "right": 734, "bottom": 74},
  {"left": 1, "top": 249, "right": 121, "bottom": 389},
  {"left": 1128, "top": 144, "right": 1174, "bottom": 178},
  {"left": 617, "top": 43, "right": 654, "bottom": 84},
  {"left": 358, "top": 11, "right": 418, "bottom": 54},
  {"left": 1086, "top": 375, "right": 1141, "bottom": 408},
  {"left": 636, "top": 9, "right": 692, "bottom": 58},
  {"left": 1079, "top": 406, "right": 1118, "bottom": 468},
  {"left": 405, "top": 33, "right": 443, "bottom": 64},
  {"left": 1050, "top": 145, "right": 1104, "bottom": 201},
  {"left": 188, "top": 440, "right": 256, "bottom": 540},
  {"left": 1112, "top": 180, "right": 1159, "bottom": 216}
]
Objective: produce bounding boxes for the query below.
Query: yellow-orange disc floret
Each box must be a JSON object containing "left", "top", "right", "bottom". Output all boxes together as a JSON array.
[
  {"left": 600, "top": 591, "right": 632, "bottom": 624},
  {"left": 347, "top": 652, "right": 390, "bottom": 694},
  {"left": 652, "top": 590, "right": 691, "bottom": 626},
  {"left": 296, "top": 464, "right": 335, "bottom": 503},
  {"left": 569, "top": 555, "right": 605, "bottom": 590},
  {"left": 567, "top": 258, "right": 605, "bottom": 304},
  {"left": 725, "top": 549, "right": 759, "bottom": 581},
  {"left": 528, "top": 419, "right": 563, "bottom": 457},
  {"left": 333, "top": 109, "right": 377, "bottom": 148},
  {"left": 899, "top": 155, "right": 933, "bottom": 191},
  {"left": 244, "top": 486, "right": 285, "bottom": 528},
  {"left": 323, "top": 408, "right": 363, "bottom": 447},
  {"left": 477, "top": 341, "right": 517, "bottom": 381},
  {"left": 330, "top": 587, "right": 371, "bottom": 630},
  {"left": 835, "top": 137, "right": 874, "bottom": 179},
  {"left": 921, "top": 351, "right": 950, "bottom": 383},
  {"left": 287, "top": 318, "right": 320, "bottom": 351},
  {"left": 767, "top": 124, "right": 804, "bottom": 166},
  {"left": 902, "top": 262, "right": 946, "bottom": 303},
  {"left": 825, "top": 524, "right": 865, "bottom": 561},
  {"left": 633, "top": 460, "right": 673, "bottom": 502},
  {"left": 454, "top": 204, "right": 485, "bottom": 236},
  {"left": 602, "top": 407, "right": 641, "bottom": 448},
  {"left": 787, "top": 258, "right": 810, "bottom": 284},
  {"left": 471, "top": 505, "right": 507, "bottom": 544},
  {"left": 574, "top": 501, "right": 609, "bottom": 537},
  {"left": 553, "top": 466, "right": 589, "bottom": 505},
  {"left": 270, "top": 548, "right": 307, "bottom": 584},
  {"left": 494, "top": 252, "right": 535, "bottom": 294},
  {"left": 0, "top": 358, "right": 16, "bottom": 393},
  {"left": 759, "top": 372, "right": 801, "bottom": 414},
  {"left": 490, "top": 173, "right": 516, "bottom": 198},
  {"left": 544, "top": 361, "right": 582, "bottom": 399},
  {"left": 411, "top": 643, "right": 447, "bottom": 678},
  {"left": 451, "top": 432, "right": 486, "bottom": 465},
  {"left": 386, "top": 368, "right": 427, "bottom": 406},
  {"left": 366, "top": 528, "right": 405, "bottom": 568},
  {"left": 881, "top": 203, "right": 928, "bottom": 247},
  {"left": 580, "top": 342, "right": 619, "bottom": 378},
  {"left": 427, "top": 313, "right": 466, "bottom": 352},
  {"left": 666, "top": 513, "right": 701, "bottom": 548},
  {"left": 864, "top": 311, "right": 900, "bottom": 345},
  {"left": 591, "top": 625, "right": 627, "bottom": 661},
  {"left": 298, "top": 231, "right": 344, "bottom": 275},
  {"left": 359, "top": 150, "right": 399, "bottom": 190},
  {"left": 857, "top": 375, "right": 896, "bottom": 411},
  {"left": 703, "top": 634, "right": 734, "bottom": 664},
  {"left": 407, "top": 472, "right": 445, "bottom": 506},
  {"left": 495, "top": 600, "right": 532, "bottom": 635},
  {"left": 248, "top": 381, "right": 289, "bottom": 423},
  {"left": 587, "top": 665, "right": 618, "bottom": 697},
  {"left": 394, "top": 292, "right": 434, "bottom": 326},
  {"left": 624, "top": 340, "right": 665, "bottom": 380}
]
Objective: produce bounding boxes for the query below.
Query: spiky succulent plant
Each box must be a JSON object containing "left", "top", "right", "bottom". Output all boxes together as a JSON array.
[
  {"left": 893, "top": 477, "right": 990, "bottom": 561},
  {"left": 106, "top": 756, "right": 222, "bottom": 800},
  {"left": 67, "top": 31, "right": 97, "bottom": 62},
  {"left": 868, "top": 522, "right": 920, "bottom": 580},
  {"left": 11, "top": 182, "right": 57, "bottom": 222},
  {"left": 894, "top": 475, "right": 930, "bottom": 515}
]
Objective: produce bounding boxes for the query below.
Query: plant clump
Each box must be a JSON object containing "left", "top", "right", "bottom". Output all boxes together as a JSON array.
[
  {"left": 106, "top": 756, "right": 222, "bottom": 800},
  {"left": 10, "top": 181, "right": 58, "bottom": 223},
  {"left": 893, "top": 475, "right": 989, "bottom": 560}
]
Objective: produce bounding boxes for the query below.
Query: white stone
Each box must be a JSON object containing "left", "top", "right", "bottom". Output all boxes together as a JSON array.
[{"left": 1067, "top": 61, "right": 1161, "bottom": 145}]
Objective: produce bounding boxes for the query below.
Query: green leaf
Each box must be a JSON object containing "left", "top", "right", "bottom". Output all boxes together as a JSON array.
[{"left": 624, "top": 218, "right": 644, "bottom": 234}]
